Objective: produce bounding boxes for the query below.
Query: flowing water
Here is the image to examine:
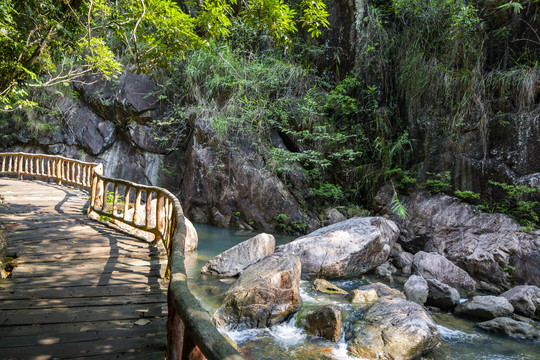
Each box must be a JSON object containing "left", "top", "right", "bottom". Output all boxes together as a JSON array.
[{"left": 187, "top": 224, "right": 540, "bottom": 359}]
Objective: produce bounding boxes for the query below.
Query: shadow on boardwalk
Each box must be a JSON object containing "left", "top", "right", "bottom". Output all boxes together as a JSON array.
[{"left": 0, "top": 178, "right": 167, "bottom": 360}]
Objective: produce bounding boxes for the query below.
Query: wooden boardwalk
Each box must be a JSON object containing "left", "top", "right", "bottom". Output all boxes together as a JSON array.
[{"left": 0, "top": 178, "right": 167, "bottom": 360}]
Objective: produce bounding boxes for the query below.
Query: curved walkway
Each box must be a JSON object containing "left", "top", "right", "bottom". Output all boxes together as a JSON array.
[{"left": 0, "top": 178, "right": 167, "bottom": 360}]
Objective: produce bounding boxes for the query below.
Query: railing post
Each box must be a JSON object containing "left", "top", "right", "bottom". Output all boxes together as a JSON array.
[
  {"left": 56, "top": 158, "right": 62, "bottom": 185},
  {"left": 18, "top": 154, "right": 23, "bottom": 180}
]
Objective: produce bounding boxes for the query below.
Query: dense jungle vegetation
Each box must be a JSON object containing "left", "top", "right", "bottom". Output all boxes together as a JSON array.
[{"left": 1, "top": 0, "right": 539, "bottom": 230}]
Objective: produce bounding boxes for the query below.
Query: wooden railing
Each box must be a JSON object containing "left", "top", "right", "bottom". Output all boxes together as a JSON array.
[
  {"left": 0, "top": 152, "right": 99, "bottom": 188},
  {"left": 0, "top": 152, "right": 242, "bottom": 360}
]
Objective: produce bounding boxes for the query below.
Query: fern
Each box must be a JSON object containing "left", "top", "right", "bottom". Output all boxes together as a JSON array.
[{"left": 390, "top": 190, "right": 408, "bottom": 219}]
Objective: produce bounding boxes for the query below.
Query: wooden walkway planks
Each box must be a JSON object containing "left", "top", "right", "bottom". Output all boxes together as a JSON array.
[{"left": 0, "top": 178, "right": 167, "bottom": 360}]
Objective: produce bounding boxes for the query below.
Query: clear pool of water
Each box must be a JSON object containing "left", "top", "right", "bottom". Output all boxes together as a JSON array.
[{"left": 187, "top": 224, "right": 540, "bottom": 359}]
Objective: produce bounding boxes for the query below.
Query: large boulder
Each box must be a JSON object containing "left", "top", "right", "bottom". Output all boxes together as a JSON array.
[
  {"left": 404, "top": 275, "right": 429, "bottom": 305},
  {"left": 201, "top": 233, "right": 275, "bottom": 277},
  {"left": 375, "top": 189, "right": 540, "bottom": 292},
  {"left": 454, "top": 295, "right": 514, "bottom": 320},
  {"left": 304, "top": 305, "right": 343, "bottom": 342},
  {"left": 348, "top": 297, "right": 441, "bottom": 359},
  {"left": 213, "top": 253, "right": 302, "bottom": 329},
  {"left": 412, "top": 251, "right": 476, "bottom": 295},
  {"left": 425, "top": 279, "right": 460, "bottom": 311},
  {"left": 276, "top": 217, "right": 399, "bottom": 278},
  {"left": 500, "top": 285, "right": 540, "bottom": 319},
  {"left": 476, "top": 317, "right": 539, "bottom": 340}
]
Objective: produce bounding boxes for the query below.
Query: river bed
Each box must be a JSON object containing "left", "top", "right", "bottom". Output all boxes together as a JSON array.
[{"left": 186, "top": 224, "right": 540, "bottom": 359}]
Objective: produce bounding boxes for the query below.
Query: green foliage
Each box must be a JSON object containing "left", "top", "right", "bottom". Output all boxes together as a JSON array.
[
  {"left": 489, "top": 181, "right": 539, "bottom": 231},
  {"left": 497, "top": 1, "right": 524, "bottom": 15},
  {"left": 0, "top": 0, "right": 329, "bottom": 108},
  {"left": 275, "top": 213, "right": 307, "bottom": 234},
  {"left": 424, "top": 172, "right": 452, "bottom": 194},
  {"left": 386, "top": 168, "right": 417, "bottom": 191},
  {"left": 454, "top": 190, "right": 481, "bottom": 201},
  {"left": 177, "top": 41, "right": 312, "bottom": 137},
  {"left": 298, "top": 0, "right": 330, "bottom": 38},
  {"left": 390, "top": 190, "right": 408, "bottom": 219},
  {"left": 309, "top": 182, "right": 344, "bottom": 202},
  {"left": 454, "top": 181, "right": 539, "bottom": 232}
]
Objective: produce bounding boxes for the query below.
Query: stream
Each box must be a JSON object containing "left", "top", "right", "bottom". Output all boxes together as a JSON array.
[{"left": 186, "top": 224, "right": 540, "bottom": 359}]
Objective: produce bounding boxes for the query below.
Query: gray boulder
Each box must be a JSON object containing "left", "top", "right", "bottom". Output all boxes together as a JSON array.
[
  {"left": 276, "top": 217, "right": 399, "bottom": 278},
  {"left": 500, "top": 285, "right": 540, "bottom": 319},
  {"left": 214, "top": 253, "right": 302, "bottom": 329},
  {"left": 305, "top": 305, "right": 343, "bottom": 342},
  {"left": 477, "top": 317, "right": 539, "bottom": 340},
  {"left": 454, "top": 295, "right": 514, "bottom": 320},
  {"left": 393, "top": 251, "right": 414, "bottom": 274},
  {"left": 404, "top": 275, "right": 429, "bottom": 305},
  {"left": 348, "top": 297, "right": 441, "bottom": 359},
  {"left": 412, "top": 251, "right": 476, "bottom": 295},
  {"left": 322, "top": 208, "right": 347, "bottom": 226},
  {"left": 201, "top": 233, "right": 275, "bottom": 277},
  {"left": 425, "top": 279, "right": 460, "bottom": 310}
]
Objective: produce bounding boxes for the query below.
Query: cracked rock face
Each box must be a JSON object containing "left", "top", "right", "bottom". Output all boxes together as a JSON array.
[
  {"left": 375, "top": 187, "right": 540, "bottom": 292},
  {"left": 305, "top": 305, "right": 343, "bottom": 342},
  {"left": 348, "top": 296, "right": 441, "bottom": 360}
]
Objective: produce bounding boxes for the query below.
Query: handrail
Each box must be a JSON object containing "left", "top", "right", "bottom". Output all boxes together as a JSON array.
[{"left": 0, "top": 152, "right": 242, "bottom": 360}]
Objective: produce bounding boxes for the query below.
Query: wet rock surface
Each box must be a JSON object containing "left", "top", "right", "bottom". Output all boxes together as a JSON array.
[
  {"left": 276, "top": 217, "right": 399, "bottom": 278},
  {"left": 201, "top": 233, "right": 275, "bottom": 277},
  {"left": 214, "top": 253, "right": 302, "bottom": 329},
  {"left": 353, "top": 282, "right": 406, "bottom": 299},
  {"left": 348, "top": 296, "right": 441, "bottom": 360},
  {"left": 454, "top": 295, "right": 514, "bottom": 320},
  {"left": 476, "top": 317, "right": 539, "bottom": 340},
  {"left": 348, "top": 288, "right": 379, "bottom": 306},
  {"left": 312, "top": 279, "right": 348, "bottom": 295},
  {"left": 304, "top": 305, "right": 343, "bottom": 342}
]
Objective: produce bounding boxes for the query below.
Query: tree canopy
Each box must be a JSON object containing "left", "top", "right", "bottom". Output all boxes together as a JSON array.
[{"left": 0, "top": 0, "right": 329, "bottom": 109}]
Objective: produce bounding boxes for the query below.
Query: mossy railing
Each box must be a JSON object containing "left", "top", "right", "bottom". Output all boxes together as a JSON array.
[{"left": 0, "top": 152, "right": 242, "bottom": 360}]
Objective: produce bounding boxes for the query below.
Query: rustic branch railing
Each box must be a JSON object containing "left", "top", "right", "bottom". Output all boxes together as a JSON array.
[{"left": 0, "top": 152, "right": 242, "bottom": 360}]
